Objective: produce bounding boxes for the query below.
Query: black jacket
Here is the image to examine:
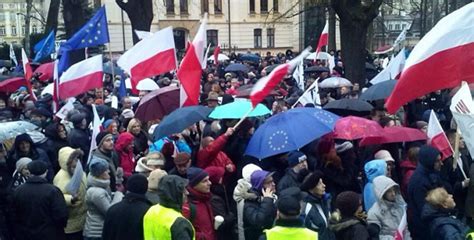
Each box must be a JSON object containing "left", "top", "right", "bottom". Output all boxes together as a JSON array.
[
  {"left": 210, "top": 184, "right": 236, "bottom": 240},
  {"left": 329, "top": 217, "right": 370, "bottom": 240},
  {"left": 243, "top": 191, "right": 277, "bottom": 240},
  {"left": 303, "top": 193, "right": 335, "bottom": 240},
  {"left": 11, "top": 176, "right": 68, "bottom": 240},
  {"left": 44, "top": 123, "right": 69, "bottom": 173},
  {"left": 132, "top": 130, "right": 149, "bottom": 158},
  {"left": 67, "top": 127, "right": 91, "bottom": 164},
  {"left": 102, "top": 192, "right": 153, "bottom": 240},
  {"left": 277, "top": 168, "right": 301, "bottom": 192},
  {"left": 421, "top": 203, "right": 468, "bottom": 240}
]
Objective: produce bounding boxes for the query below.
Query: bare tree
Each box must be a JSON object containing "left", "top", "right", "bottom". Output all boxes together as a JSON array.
[
  {"left": 62, "top": 0, "right": 88, "bottom": 66},
  {"left": 45, "top": 0, "right": 60, "bottom": 34},
  {"left": 116, "top": 0, "right": 154, "bottom": 45}
]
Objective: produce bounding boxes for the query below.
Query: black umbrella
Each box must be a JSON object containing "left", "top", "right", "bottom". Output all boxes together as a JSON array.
[
  {"left": 360, "top": 79, "right": 397, "bottom": 101},
  {"left": 304, "top": 66, "right": 330, "bottom": 73},
  {"left": 153, "top": 106, "right": 212, "bottom": 141},
  {"left": 225, "top": 63, "right": 249, "bottom": 73},
  {"left": 323, "top": 98, "right": 374, "bottom": 117}
]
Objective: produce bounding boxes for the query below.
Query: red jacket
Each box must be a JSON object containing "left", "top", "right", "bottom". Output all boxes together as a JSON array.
[
  {"left": 115, "top": 132, "right": 135, "bottom": 177},
  {"left": 197, "top": 134, "right": 235, "bottom": 172},
  {"left": 182, "top": 187, "right": 216, "bottom": 240},
  {"left": 400, "top": 159, "right": 417, "bottom": 198}
]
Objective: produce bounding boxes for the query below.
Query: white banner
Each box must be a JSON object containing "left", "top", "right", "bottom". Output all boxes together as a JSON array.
[{"left": 450, "top": 81, "right": 474, "bottom": 157}]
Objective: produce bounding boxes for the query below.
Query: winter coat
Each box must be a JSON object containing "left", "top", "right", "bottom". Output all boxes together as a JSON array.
[
  {"left": 68, "top": 127, "right": 91, "bottom": 162},
  {"left": 211, "top": 184, "right": 236, "bottom": 240},
  {"left": 367, "top": 176, "right": 410, "bottom": 240},
  {"left": 233, "top": 179, "right": 258, "bottom": 240},
  {"left": 182, "top": 187, "right": 217, "bottom": 240},
  {"left": 83, "top": 174, "right": 123, "bottom": 238},
  {"left": 321, "top": 164, "right": 357, "bottom": 208},
  {"left": 329, "top": 217, "right": 370, "bottom": 240},
  {"left": 44, "top": 123, "right": 69, "bottom": 172},
  {"left": 7, "top": 133, "right": 53, "bottom": 181},
  {"left": 421, "top": 204, "right": 468, "bottom": 240},
  {"left": 11, "top": 176, "right": 68, "bottom": 240},
  {"left": 277, "top": 168, "right": 301, "bottom": 192},
  {"left": 243, "top": 190, "right": 277, "bottom": 240},
  {"left": 363, "top": 160, "right": 387, "bottom": 211},
  {"left": 399, "top": 160, "right": 417, "bottom": 198},
  {"left": 91, "top": 148, "right": 120, "bottom": 191},
  {"left": 150, "top": 136, "right": 192, "bottom": 154},
  {"left": 197, "top": 134, "right": 236, "bottom": 173},
  {"left": 115, "top": 132, "right": 135, "bottom": 178},
  {"left": 131, "top": 130, "right": 149, "bottom": 157},
  {"left": 53, "top": 147, "right": 87, "bottom": 234},
  {"left": 302, "top": 192, "right": 335, "bottom": 240},
  {"left": 102, "top": 192, "right": 153, "bottom": 240}
]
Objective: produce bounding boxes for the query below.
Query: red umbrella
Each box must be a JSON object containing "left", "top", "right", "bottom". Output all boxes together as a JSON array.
[
  {"left": 33, "top": 62, "right": 54, "bottom": 82},
  {"left": 135, "top": 86, "right": 180, "bottom": 122},
  {"left": 0, "top": 77, "right": 26, "bottom": 93},
  {"left": 359, "top": 126, "right": 427, "bottom": 146},
  {"left": 333, "top": 116, "right": 383, "bottom": 140}
]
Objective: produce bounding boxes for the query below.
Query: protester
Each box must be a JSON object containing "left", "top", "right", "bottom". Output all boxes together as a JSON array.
[
  {"left": 330, "top": 191, "right": 370, "bottom": 240},
  {"left": 44, "top": 122, "right": 69, "bottom": 172},
  {"left": 374, "top": 149, "right": 396, "bottom": 178},
  {"left": 400, "top": 145, "right": 420, "bottom": 198},
  {"left": 68, "top": 113, "right": 91, "bottom": 163},
  {"left": 102, "top": 174, "right": 152, "bottom": 240},
  {"left": 8, "top": 157, "right": 31, "bottom": 192},
  {"left": 363, "top": 159, "right": 387, "bottom": 211},
  {"left": 169, "top": 152, "right": 192, "bottom": 178},
  {"left": 135, "top": 151, "right": 166, "bottom": 176},
  {"left": 53, "top": 147, "right": 87, "bottom": 240},
  {"left": 102, "top": 119, "right": 119, "bottom": 140},
  {"left": 91, "top": 132, "right": 121, "bottom": 191},
  {"left": 196, "top": 128, "right": 236, "bottom": 178},
  {"left": 11, "top": 161, "right": 68, "bottom": 240},
  {"left": 127, "top": 118, "right": 149, "bottom": 159},
  {"left": 277, "top": 151, "right": 309, "bottom": 192},
  {"left": 143, "top": 175, "right": 194, "bottom": 240},
  {"left": 146, "top": 169, "right": 167, "bottom": 204},
  {"left": 115, "top": 132, "right": 135, "bottom": 178}
]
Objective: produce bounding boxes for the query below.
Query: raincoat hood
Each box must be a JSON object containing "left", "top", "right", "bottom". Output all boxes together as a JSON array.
[
  {"left": 58, "top": 147, "right": 83, "bottom": 172},
  {"left": 373, "top": 175, "right": 405, "bottom": 204},
  {"left": 418, "top": 145, "right": 440, "bottom": 170},
  {"left": 157, "top": 175, "right": 188, "bottom": 210},
  {"left": 115, "top": 132, "right": 134, "bottom": 152},
  {"left": 365, "top": 159, "right": 387, "bottom": 182},
  {"left": 13, "top": 133, "right": 34, "bottom": 151}
]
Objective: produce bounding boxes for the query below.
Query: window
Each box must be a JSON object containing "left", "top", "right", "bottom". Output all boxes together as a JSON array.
[
  {"left": 388, "top": 24, "right": 393, "bottom": 30},
  {"left": 180, "top": 0, "right": 188, "bottom": 14},
  {"left": 249, "top": 0, "right": 255, "bottom": 13},
  {"left": 254, "top": 29, "right": 262, "bottom": 48},
  {"left": 273, "top": 0, "right": 278, "bottom": 12},
  {"left": 9, "top": 4, "right": 15, "bottom": 9},
  {"left": 201, "top": 0, "right": 209, "bottom": 14},
  {"left": 402, "top": 24, "right": 406, "bottom": 30},
  {"left": 0, "top": 13, "right": 4, "bottom": 21},
  {"left": 32, "top": 25, "right": 37, "bottom": 33},
  {"left": 207, "top": 30, "right": 218, "bottom": 46},
  {"left": 0, "top": 26, "right": 5, "bottom": 36},
  {"left": 11, "top": 26, "right": 16, "bottom": 36},
  {"left": 267, "top": 28, "right": 274, "bottom": 48},
  {"left": 166, "top": 0, "right": 174, "bottom": 14},
  {"left": 395, "top": 24, "right": 400, "bottom": 30},
  {"left": 214, "top": 0, "right": 222, "bottom": 14},
  {"left": 21, "top": 26, "right": 25, "bottom": 35},
  {"left": 261, "top": 0, "right": 268, "bottom": 13}
]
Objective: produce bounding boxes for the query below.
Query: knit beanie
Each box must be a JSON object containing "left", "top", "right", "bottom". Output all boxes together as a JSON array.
[
  {"left": 187, "top": 167, "right": 209, "bottom": 187},
  {"left": 126, "top": 174, "right": 148, "bottom": 195},
  {"left": 148, "top": 169, "right": 167, "bottom": 190},
  {"left": 205, "top": 166, "right": 225, "bottom": 185},
  {"left": 89, "top": 157, "right": 109, "bottom": 177},
  {"left": 96, "top": 131, "right": 112, "bottom": 147},
  {"left": 336, "top": 191, "right": 361, "bottom": 217},
  {"left": 102, "top": 119, "right": 115, "bottom": 130},
  {"left": 27, "top": 161, "right": 47, "bottom": 176},
  {"left": 300, "top": 170, "right": 324, "bottom": 192},
  {"left": 287, "top": 151, "right": 307, "bottom": 168},
  {"left": 16, "top": 157, "right": 32, "bottom": 172}
]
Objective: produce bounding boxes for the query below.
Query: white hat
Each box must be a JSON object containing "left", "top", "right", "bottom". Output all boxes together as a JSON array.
[
  {"left": 374, "top": 150, "right": 395, "bottom": 162},
  {"left": 242, "top": 163, "right": 262, "bottom": 182}
]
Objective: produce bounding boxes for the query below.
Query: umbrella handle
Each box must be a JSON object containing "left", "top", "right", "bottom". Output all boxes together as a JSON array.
[{"left": 233, "top": 107, "right": 254, "bottom": 129}]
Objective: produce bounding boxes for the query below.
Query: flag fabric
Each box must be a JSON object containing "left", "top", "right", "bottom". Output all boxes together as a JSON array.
[
  {"left": 251, "top": 48, "right": 311, "bottom": 107},
  {"left": 135, "top": 29, "right": 152, "bottom": 40},
  {"left": 59, "top": 54, "right": 103, "bottom": 99},
  {"left": 65, "top": 152, "right": 84, "bottom": 195},
  {"left": 213, "top": 44, "right": 221, "bottom": 65},
  {"left": 202, "top": 43, "right": 211, "bottom": 69},
  {"left": 33, "top": 30, "right": 56, "bottom": 62},
  {"left": 52, "top": 60, "right": 59, "bottom": 112},
  {"left": 427, "top": 110, "right": 453, "bottom": 160},
  {"left": 315, "top": 21, "right": 328, "bottom": 53},
  {"left": 294, "top": 78, "right": 321, "bottom": 107},
  {"left": 386, "top": 3, "right": 474, "bottom": 113},
  {"left": 178, "top": 15, "right": 208, "bottom": 107},
  {"left": 88, "top": 104, "right": 101, "bottom": 163},
  {"left": 393, "top": 28, "right": 407, "bottom": 48},
  {"left": 118, "top": 71, "right": 127, "bottom": 100},
  {"left": 9, "top": 44, "right": 18, "bottom": 66},
  {"left": 450, "top": 81, "right": 474, "bottom": 157},
  {"left": 55, "top": 98, "right": 75, "bottom": 119},
  {"left": 117, "top": 27, "right": 177, "bottom": 90},
  {"left": 292, "top": 59, "right": 305, "bottom": 90},
  {"left": 21, "top": 48, "right": 37, "bottom": 101},
  {"left": 370, "top": 48, "right": 406, "bottom": 84},
  {"left": 394, "top": 210, "right": 408, "bottom": 240}
]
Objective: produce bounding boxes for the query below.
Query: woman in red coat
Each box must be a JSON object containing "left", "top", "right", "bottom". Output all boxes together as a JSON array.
[
  {"left": 115, "top": 132, "right": 135, "bottom": 178},
  {"left": 197, "top": 128, "right": 236, "bottom": 178}
]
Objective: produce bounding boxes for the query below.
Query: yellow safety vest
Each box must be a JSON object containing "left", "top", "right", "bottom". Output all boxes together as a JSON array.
[
  {"left": 265, "top": 226, "right": 318, "bottom": 240},
  {"left": 467, "top": 232, "right": 474, "bottom": 240},
  {"left": 143, "top": 204, "right": 195, "bottom": 240}
]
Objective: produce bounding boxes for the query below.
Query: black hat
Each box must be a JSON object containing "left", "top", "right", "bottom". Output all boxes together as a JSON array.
[
  {"left": 187, "top": 167, "right": 209, "bottom": 187},
  {"left": 276, "top": 187, "right": 306, "bottom": 216},
  {"left": 31, "top": 107, "right": 52, "bottom": 118},
  {"left": 336, "top": 191, "right": 361, "bottom": 217},
  {"left": 96, "top": 131, "right": 112, "bottom": 147},
  {"left": 300, "top": 170, "right": 324, "bottom": 192},
  {"left": 27, "top": 161, "right": 48, "bottom": 176},
  {"left": 126, "top": 174, "right": 148, "bottom": 195}
]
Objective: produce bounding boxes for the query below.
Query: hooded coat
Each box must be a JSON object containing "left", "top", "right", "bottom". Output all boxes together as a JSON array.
[
  {"left": 53, "top": 147, "right": 87, "bottom": 234},
  {"left": 233, "top": 179, "right": 258, "bottom": 240},
  {"left": 44, "top": 123, "right": 69, "bottom": 172},
  {"left": 115, "top": 132, "right": 135, "bottom": 178},
  {"left": 363, "top": 160, "right": 387, "bottom": 211},
  {"left": 421, "top": 203, "right": 468, "bottom": 240},
  {"left": 367, "top": 176, "right": 410, "bottom": 240},
  {"left": 182, "top": 187, "right": 217, "bottom": 240},
  {"left": 91, "top": 148, "right": 120, "bottom": 191},
  {"left": 67, "top": 114, "right": 91, "bottom": 163}
]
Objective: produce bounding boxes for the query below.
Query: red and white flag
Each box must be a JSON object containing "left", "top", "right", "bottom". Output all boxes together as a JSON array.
[
  {"left": 427, "top": 110, "right": 453, "bottom": 160},
  {"left": 394, "top": 210, "right": 408, "bottom": 240},
  {"left": 370, "top": 48, "right": 406, "bottom": 85},
  {"left": 386, "top": 3, "right": 474, "bottom": 113},
  {"left": 59, "top": 54, "right": 103, "bottom": 99},
  {"left": 315, "top": 21, "right": 328, "bottom": 54},
  {"left": 213, "top": 44, "right": 221, "bottom": 65},
  {"left": 251, "top": 48, "right": 311, "bottom": 107},
  {"left": 52, "top": 60, "right": 59, "bottom": 112},
  {"left": 178, "top": 15, "right": 208, "bottom": 107},
  {"left": 21, "top": 48, "right": 37, "bottom": 101},
  {"left": 118, "top": 27, "right": 177, "bottom": 90},
  {"left": 450, "top": 81, "right": 474, "bottom": 158}
]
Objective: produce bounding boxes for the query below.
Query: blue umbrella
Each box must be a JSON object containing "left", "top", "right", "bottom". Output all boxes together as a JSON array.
[
  {"left": 359, "top": 79, "right": 397, "bottom": 101},
  {"left": 225, "top": 63, "right": 249, "bottom": 73},
  {"left": 239, "top": 53, "right": 261, "bottom": 63},
  {"left": 153, "top": 106, "right": 212, "bottom": 141},
  {"left": 245, "top": 108, "right": 340, "bottom": 159},
  {"left": 209, "top": 100, "right": 271, "bottom": 119}
]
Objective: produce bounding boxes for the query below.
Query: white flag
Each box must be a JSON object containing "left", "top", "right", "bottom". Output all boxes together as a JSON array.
[
  {"left": 88, "top": 104, "right": 102, "bottom": 163},
  {"left": 135, "top": 30, "right": 152, "bottom": 40},
  {"left": 450, "top": 81, "right": 474, "bottom": 158},
  {"left": 295, "top": 78, "right": 321, "bottom": 107},
  {"left": 9, "top": 44, "right": 18, "bottom": 66},
  {"left": 292, "top": 59, "right": 305, "bottom": 90},
  {"left": 370, "top": 48, "right": 406, "bottom": 84},
  {"left": 393, "top": 28, "right": 407, "bottom": 48}
]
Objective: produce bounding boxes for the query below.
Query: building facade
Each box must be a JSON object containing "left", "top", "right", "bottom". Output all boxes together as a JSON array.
[{"left": 0, "top": 0, "right": 46, "bottom": 44}]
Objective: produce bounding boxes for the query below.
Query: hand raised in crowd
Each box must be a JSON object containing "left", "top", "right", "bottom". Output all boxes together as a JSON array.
[
  {"left": 225, "top": 127, "right": 235, "bottom": 137},
  {"left": 262, "top": 187, "right": 275, "bottom": 198}
]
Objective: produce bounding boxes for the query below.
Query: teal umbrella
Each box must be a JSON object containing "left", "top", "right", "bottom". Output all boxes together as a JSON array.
[{"left": 209, "top": 100, "right": 271, "bottom": 119}]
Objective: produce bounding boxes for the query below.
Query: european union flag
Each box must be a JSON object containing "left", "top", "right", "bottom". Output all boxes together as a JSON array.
[
  {"left": 118, "top": 71, "right": 127, "bottom": 100},
  {"left": 33, "top": 30, "right": 55, "bottom": 62},
  {"left": 62, "top": 6, "right": 109, "bottom": 50}
]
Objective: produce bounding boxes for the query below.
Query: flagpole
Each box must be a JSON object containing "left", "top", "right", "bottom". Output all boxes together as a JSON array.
[
  {"left": 108, "top": 43, "right": 115, "bottom": 103},
  {"left": 233, "top": 107, "right": 254, "bottom": 129}
]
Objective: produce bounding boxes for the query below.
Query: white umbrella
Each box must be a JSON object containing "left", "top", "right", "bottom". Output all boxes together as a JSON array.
[
  {"left": 306, "top": 52, "right": 332, "bottom": 60},
  {"left": 136, "top": 78, "right": 160, "bottom": 91},
  {"left": 319, "top": 77, "right": 353, "bottom": 88},
  {"left": 208, "top": 53, "right": 229, "bottom": 62},
  {"left": 41, "top": 83, "right": 54, "bottom": 96}
]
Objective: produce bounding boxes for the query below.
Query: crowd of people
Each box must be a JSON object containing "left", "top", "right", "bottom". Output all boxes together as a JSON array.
[{"left": 0, "top": 49, "right": 473, "bottom": 240}]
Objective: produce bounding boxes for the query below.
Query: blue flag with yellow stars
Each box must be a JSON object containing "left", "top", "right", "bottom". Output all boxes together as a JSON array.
[
  {"left": 63, "top": 6, "right": 109, "bottom": 50},
  {"left": 33, "top": 30, "right": 55, "bottom": 62}
]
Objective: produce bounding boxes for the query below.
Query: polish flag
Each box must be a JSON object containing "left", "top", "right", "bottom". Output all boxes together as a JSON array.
[
  {"left": 118, "top": 27, "right": 177, "bottom": 90},
  {"left": 21, "top": 48, "right": 37, "bottom": 101},
  {"left": 59, "top": 54, "right": 103, "bottom": 99},
  {"left": 394, "top": 211, "right": 407, "bottom": 240},
  {"left": 427, "top": 110, "right": 453, "bottom": 160},
  {"left": 315, "top": 21, "right": 329, "bottom": 53},
  {"left": 386, "top": 3, "right": 474, "bottom": 113},
  {"left": 213, "top": 44, "right": 221, "bottom": 65},
  {"left": 178, "top": 15, "right": 208, "bottom": 107},
  {"left": 251, "top": 48, "right": 311, "bottom": 107},
  {"left": 370, "top": 48, "right": 406, "bottom": 85}
]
